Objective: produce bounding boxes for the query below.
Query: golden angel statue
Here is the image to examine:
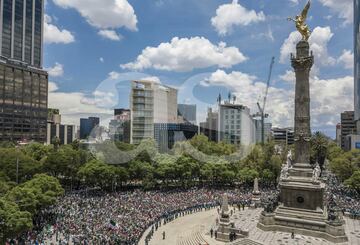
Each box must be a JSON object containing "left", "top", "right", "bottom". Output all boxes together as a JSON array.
[{"left": 287, "top": 0, "right": 311, "bottom": 41}]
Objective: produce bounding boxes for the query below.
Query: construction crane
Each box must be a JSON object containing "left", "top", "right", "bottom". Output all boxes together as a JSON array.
[{"left": 257, "top": 57, "right": 275, "bottom": 144}]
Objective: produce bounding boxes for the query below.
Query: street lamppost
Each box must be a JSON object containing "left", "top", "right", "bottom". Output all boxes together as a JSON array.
[{"left": 15, "top": 145, "right": 19, "bottom": 184}]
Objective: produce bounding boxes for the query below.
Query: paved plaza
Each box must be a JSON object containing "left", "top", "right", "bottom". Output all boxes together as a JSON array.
[{"left": 140, "top": 208, "right": 360, "bottom": 245}]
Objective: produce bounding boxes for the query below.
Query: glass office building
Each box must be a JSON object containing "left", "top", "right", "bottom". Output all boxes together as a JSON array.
[
  {"left": 0, "top": 0, "right": 44, "bottom": 67},
  {"left": 0, "top": 0, "right": 48, "bottom": 142},
  {"left": 355, "top": 0, "right": 360, "bottom": 132}
]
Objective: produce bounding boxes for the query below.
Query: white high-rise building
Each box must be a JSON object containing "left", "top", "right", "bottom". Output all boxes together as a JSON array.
[
  {"left": 130, "top": 80, "right": 178, "bottom": 144},
  {"left": 218, "top": 102, "right": 256, "bottom": 146}
]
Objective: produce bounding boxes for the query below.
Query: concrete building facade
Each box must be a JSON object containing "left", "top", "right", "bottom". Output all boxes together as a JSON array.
[
  {"left": 340, "top": 111, "right": 356, "bottom": 150},
  {"left": 130, "top": 80, "right": 178, "bottom": 145},
  {"left": 80, "top": 117, "right": 100, "bottom": 140},
  {"left": 200, "top": 108, "right": 218, "bottom": 142},
  {"left": 178, "top": 104, "right": 196, "bottom": 125},
  {"left": 46, "top": 109, "right": 75, "bottom": 145},
  {"left": 154, "top": 123, "right": 198, "bottom": 152},
  {"left": 0, "top": 0, "right": 48, "bottom": 143},
  {"left": 355, "top": 0, "right": 360, "bottom": 132},
  {"left": 109, "top": 108, "right": 130, "bottom": 143},
  {"left": 272, "top": 127, "right": 294, "bottom": 146},
  {"left": 218, "top": 103, "right": 256, "bottom": 147}
]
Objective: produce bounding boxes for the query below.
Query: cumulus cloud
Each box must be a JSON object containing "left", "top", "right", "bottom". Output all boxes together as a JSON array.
[
  {"left": 121, "top": 37, "right": 247, "bottom": 72},
  {"left": 211, "top": 0, "right": 265, "bottom": 36},
  {"left": 141, "top": 76, "right": 161, "bottom": 83},
  {"left": 318, "top": 0, "right": 353, "bottom": 25},
  {"left": 44, "top": 14, "right": 75, "bottom": 44},
  {"left": 338, "top": 49, "right": 354, "bottom": 70},
  {"left": 80, "top": 90, "right": 116, "bottom": 108},
  {"left": 280, "top": 26, "right": 335, "bottom": 67},
  {"left": 203, "top": 69, "right": 353, "bottom": 129},
  {"left": 98, "top": 29, "right": 122, "bottom": 41},
  {"left": 279, "top": 70, "right": 295, "bottom": 83},
  {"left": 53, "top": 0, "right": 138, "bottom": 31},
  {"left": 48, "top": 82, "right": 112, "bottom": 126},
  {"left": 46, "top": 63, "right": 64, "bottom": 77}
]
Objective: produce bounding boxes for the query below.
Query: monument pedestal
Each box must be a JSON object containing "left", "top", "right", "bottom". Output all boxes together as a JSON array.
[
  {"left": 216, "top": 195, "right": 248, "bottom": 242},
  {"left": 251, "top": 178, "right": 261, "bottom": 209}
]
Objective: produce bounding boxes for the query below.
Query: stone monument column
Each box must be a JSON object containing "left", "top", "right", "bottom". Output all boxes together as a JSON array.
[
  {"left": 289, "top": 41, "right": 314, "bottom": 180},
  {"left": 291, "top": 41, "right": 313, "bottom": 168}
]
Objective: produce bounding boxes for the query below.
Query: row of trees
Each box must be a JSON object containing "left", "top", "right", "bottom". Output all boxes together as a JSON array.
[{"left": 0, "top": 131, "right": 358, "bottom": 241}]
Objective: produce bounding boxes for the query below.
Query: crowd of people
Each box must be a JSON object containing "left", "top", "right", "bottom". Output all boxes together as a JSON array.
[
  {"left": 16, "top": 186, "right": 278, "bottom": 245},
  {"left": 6, "top": 176, "right": 358, "bottom": 245},
  {"left": 325, "top": 173, "right": 360, "bottom": 219}
]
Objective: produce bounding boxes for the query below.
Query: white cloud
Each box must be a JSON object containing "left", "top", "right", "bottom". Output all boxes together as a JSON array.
[
  {"left": 100, "top": 57, "right": 104, "bottom": 63},
  {"left": 141, "top": 76, "right": 161, "bottom": 83},
  {"left": 108, "top": 71, "right": 120, "bottom": 80},
  {"left": 44, "top": 14, "right": 75, "bottom": 44},
  {"left": 46, "top": 62, "right": 64, "bottom": 77},
  {"left": 280, "top": 26, "right": 335, "bottom": 67},
  {"left": 279, "top": 70, "right": 295, "bottom": 83},
  {"left": 121, "top": 37, "right": 247, "bottom": 72},
  {"left": 204, "top": 69, "right": 353, "bottom": 129},
  {"left": 318, "top": 0, "right": 353, "bottom": 25},
  {"left": 211, "top": 0, "right": 265, "bottom": 36},
  {"left": 338, "top": 49, "right": 354, "bottom": 70},
  {"left": 48, "top": 82, "right": 112, "bottom": 126},
  {"left": 80, "top": 90, "right": 116, "bottom": 108},
  {"left": 289, "top": 0, "right": 299, "bottom": 5},
  {"left": 251, "top": 25, "right": 274, "bottom": 42},
  {"left": 53, "top": 0, "right": 138, "bottom": 31},
  {"left": 98, "top": 29, "right": 122, "bottom": 41}
]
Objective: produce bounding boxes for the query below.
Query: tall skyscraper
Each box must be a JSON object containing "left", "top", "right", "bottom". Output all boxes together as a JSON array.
[
  {"left": 130, "top": 80, "right": 177, "bottom": 144},
  {"left": 0, "top": 0, "right": 48, "bottom": 142},
  {"left": 355, "top": 0, "right": 360, "bottom": 132}
]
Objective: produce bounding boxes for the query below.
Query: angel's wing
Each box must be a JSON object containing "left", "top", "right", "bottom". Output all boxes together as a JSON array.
[{"left": 301, "top": 0, "right": 311, "bottom": 20}]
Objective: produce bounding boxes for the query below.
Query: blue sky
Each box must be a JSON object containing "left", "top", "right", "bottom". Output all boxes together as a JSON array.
[{"left": 44, "top": 0, "right": 354, "bottom": 138}]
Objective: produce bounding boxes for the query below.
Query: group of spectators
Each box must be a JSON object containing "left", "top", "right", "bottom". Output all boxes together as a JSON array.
[
  {"left": 16, "top": 186, "right": 278, "bottom": 245},
  {"left": 325, "top": 173, "right": 360, "bottom": 219},
  {"left": 7, "top": 177, "right": 358, "bottom": 245}
]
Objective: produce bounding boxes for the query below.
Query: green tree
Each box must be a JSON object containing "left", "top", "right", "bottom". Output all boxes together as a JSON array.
[
  {"left": 262, "top": 169, "right": 275, "bottom": 183},
  {"left": 344, "top": 170, "right": 360, "bottom": 191},
  {"left": 0, "top": 148, "right": 42, "bottom": 183},
  {"left": 5, "top": 186, "right": 38, "bottom": 214},
  {"left": 78, "top": 160, "right": 116, "bottom": 189},
  {"left": 237, "top": 167, "right": 259, "bottom": 184},
  {"left": 330, "top": 153, "right": 355, "bottom": 181},
  {"left": 22, "top": 174, "right": 64, "bottom": 209},
  {"left": 310, "top": 132, "right": 329, "bottom": 169},
  {"left": 0, "top": 198, "right": 32, "bottom": 243},
  {"left": 22, "top": 143, "right": 52, "bottom": 162}
]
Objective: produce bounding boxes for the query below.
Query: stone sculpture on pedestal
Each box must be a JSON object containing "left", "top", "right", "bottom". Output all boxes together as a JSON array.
[
  {"left": 257, "top": 1, "right": 347, "bottom": 243},
  {"left": 216, "top": 195, "right": 248, "bottom": 242}
]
